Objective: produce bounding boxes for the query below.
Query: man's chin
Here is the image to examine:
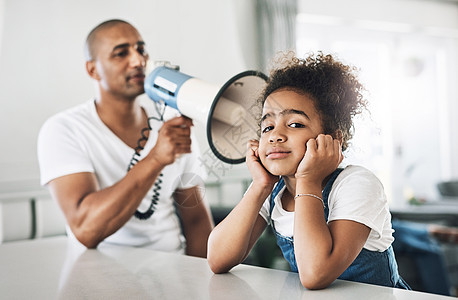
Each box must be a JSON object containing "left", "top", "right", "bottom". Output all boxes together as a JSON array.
[{"left": 126, "top": 87, "right": 145, "bottom": 98}]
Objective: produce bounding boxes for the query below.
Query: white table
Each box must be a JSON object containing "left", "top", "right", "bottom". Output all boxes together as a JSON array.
[{"left": 0, "top": 236, "right": 454, "bottom": 299}]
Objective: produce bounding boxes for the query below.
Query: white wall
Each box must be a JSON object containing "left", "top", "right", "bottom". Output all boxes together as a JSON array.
[
  {"left": 0, "top": 0, "right": 258, "bottom": 186},
  {"left": 1, "top": 0, "right": 458, "bottom": 191},
  {"left": 298, "top": 0, "right": 458, "bottom": 181},
  {"left": 0, "top": 0, "right": 4, "bottom": 56},
  {"left": 299, "top": 0, "right": 458, "bottom": 28}
]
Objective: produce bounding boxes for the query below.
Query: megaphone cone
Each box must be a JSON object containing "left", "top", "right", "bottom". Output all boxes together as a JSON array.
[{"left": 144, "top": 65, "right": 267, "bottom": 164}]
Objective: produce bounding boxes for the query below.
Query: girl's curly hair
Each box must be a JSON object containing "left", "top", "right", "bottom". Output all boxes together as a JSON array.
[{"left": 259, "top": 51, "right": 367, "bottom": 151}]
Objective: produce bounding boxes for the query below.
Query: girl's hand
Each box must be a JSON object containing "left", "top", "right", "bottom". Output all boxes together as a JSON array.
[
  {"left": 295, "top": 134, "right": 343, "bottom": 184},
  {"left": 246, "top": 139, "right": 278, "bottom": 189}
]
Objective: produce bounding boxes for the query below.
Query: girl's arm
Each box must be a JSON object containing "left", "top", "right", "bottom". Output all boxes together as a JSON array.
[
  {"left": 207, "top": 140, "right": 278, "bottom": 273},
  {"left": 293, "top": 135, "right": 370, "bottom": 290},
  {"left": 207, "top": 185, "right": 270, "bottom": 273}
]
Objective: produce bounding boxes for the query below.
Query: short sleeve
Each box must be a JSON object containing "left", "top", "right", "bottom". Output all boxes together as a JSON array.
[
  {"left": 37, "top": 115, "right": 93, "bottom": 185},
  {"left": 258, "top": 194, "right": 271, "bottom": 225},
  {"left": 327, "top": 167, "right": 388, "bottom": 239}
]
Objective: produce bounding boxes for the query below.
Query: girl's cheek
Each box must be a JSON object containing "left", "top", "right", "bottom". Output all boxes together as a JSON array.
[
  {"left": 256, "top": 142, "right": 264, "bottom": 159},
  {"left": 258, "top": 148, "right": 267, "bottom": 165},
  {"left": 299, "top": 143, "right": 307, "bottom": 157}
]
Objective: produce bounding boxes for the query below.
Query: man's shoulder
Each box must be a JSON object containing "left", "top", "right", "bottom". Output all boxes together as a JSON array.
[{"left": 44, "top": 100, "right": 94, "bottom": 128}]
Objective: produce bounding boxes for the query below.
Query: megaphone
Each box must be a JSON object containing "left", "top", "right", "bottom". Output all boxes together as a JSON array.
[{"left": 144, "top": 64, "right": 267, "bottom": 164}]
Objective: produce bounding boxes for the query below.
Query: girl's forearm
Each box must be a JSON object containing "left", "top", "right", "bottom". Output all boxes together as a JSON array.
[
  {"left": 293, "top": 179, "right": 335, "bottom": 288},
  {"left": 207, "top": 184, "right": 271, "bottom": 273}
]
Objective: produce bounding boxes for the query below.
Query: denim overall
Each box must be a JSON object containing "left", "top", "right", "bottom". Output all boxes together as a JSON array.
[{"left": 269, "top": 168, "right": 410, "bottom": 289}]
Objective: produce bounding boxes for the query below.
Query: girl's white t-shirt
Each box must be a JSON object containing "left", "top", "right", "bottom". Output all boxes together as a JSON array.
[
  {"left": 37, "top": 99, "right": 207, "bottom": 252},
  {"left": 259, "top": 165, "right": 394, "bottom": 251}
]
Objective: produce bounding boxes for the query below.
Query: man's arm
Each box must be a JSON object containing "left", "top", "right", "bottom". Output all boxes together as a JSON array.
[
  {"left": 174, "top": 186, "right": 214, "bottom": 258},
  {"left": 48, "top": 155, "right": 163, "bottom": 248},
  {"left": 47, "top": 116, "right": 193, "bottom": 248}
]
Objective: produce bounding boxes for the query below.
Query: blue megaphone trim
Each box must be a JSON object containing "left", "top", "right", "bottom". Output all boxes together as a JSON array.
[{"left": 144, "top": 66, "right": 193, "bottom": 110}]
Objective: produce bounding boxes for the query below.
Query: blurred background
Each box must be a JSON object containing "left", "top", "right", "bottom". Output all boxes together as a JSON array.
[{"left": 0, "top": 0, "right": 457, "bottom": 296}]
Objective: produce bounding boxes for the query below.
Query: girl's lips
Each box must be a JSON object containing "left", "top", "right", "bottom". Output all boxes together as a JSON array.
[{"left": 266, "top": 151, "right": 291, "bottom": 159}]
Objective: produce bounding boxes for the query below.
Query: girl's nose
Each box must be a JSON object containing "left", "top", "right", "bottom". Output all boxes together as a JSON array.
[{"left": 269, "top": 129, "right": 286, "bottom": 143}]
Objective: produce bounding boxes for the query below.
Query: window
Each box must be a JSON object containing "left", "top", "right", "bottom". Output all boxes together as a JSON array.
[{"left": 296, "top": 16, "right": 458, "bottom": 205}]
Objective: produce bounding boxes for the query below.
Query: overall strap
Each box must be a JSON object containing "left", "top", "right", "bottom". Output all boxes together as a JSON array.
[
  {"left": 322, "top": 168, "right": 344, "bottom": 221},
  {"left": 269, "top": 178, "right": 285, "bottom": 216},
  {"left": 269, "top": 167, "right": 344, "bottom": 218}
]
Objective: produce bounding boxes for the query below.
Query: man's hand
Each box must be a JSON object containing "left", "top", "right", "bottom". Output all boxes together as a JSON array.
[{"left": 149, "top": 116, "right": 193, "bottom": 166}]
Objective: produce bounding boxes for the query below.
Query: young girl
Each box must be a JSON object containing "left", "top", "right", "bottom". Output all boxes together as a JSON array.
[{"left": 207, "top": 52, "right": 410, "bottom": 290}]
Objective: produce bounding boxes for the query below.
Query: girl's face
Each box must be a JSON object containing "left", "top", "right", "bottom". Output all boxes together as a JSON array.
[{"left": 259, "top": 89, "right": 324, "bottom": 176}]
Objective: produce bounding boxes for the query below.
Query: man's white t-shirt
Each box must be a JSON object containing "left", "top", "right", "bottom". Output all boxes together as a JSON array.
[
  {"left": 37, "top": 99, "right": 207, "bottom": 252},
  {"left": 259, "top": 165, "right": 394, "bottom": 251}
]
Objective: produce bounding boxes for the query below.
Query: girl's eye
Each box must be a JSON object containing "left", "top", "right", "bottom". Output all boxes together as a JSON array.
[
  {"left": 289, "top": 123, "right": 305, "bottom": 128},
  {"left": 262, "top": 126, "right": 273, "bottom": 134}
]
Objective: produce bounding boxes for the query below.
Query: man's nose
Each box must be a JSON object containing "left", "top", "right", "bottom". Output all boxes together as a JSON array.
[{"left": 130, "top": 50, "right": 146, "bottom": 68}]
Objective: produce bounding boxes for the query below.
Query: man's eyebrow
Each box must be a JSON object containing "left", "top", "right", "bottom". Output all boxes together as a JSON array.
[
  {"left": 261, "top": 109, "right": 310, "bottom": 123},
  {"left": 112, "top": 41, "right": 145, "bottom": 52}
]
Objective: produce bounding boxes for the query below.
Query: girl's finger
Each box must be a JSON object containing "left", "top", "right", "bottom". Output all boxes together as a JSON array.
[{"left": 306, "top": 138, "right": 317, "bottom": 152}]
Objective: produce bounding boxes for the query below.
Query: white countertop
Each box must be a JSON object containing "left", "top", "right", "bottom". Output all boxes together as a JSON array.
[{"left": 0, "top": 236, "right": 453, "bottom": 299}]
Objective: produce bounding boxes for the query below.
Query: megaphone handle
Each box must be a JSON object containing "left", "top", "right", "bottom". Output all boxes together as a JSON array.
[{"left": 151, "top": 99, "right": 166, "bottom": 122}]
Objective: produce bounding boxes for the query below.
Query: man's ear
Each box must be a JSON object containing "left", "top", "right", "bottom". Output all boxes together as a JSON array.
[{"left": 86, "top": 60, "right": 100, "bottom": 80}]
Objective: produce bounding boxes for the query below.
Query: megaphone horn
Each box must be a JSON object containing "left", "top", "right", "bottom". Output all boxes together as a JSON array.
[{"left": 144, "top": 65, "right": 268, "bottom": 164}]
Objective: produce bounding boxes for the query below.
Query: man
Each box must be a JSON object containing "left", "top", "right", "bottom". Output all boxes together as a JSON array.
[{"left": 37, "top": 19, "right": 213, "bottom": 257}]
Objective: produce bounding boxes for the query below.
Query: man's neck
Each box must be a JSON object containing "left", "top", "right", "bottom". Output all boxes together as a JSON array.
[
  {"left": 96, "top": 96, "right": 141, "bottom": 125},
  {"left": 94, "top": 93, "right": 149, "bottom": 148}
]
